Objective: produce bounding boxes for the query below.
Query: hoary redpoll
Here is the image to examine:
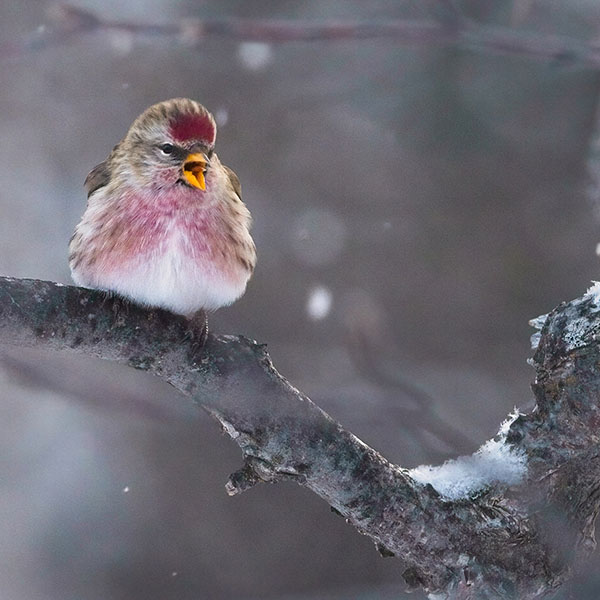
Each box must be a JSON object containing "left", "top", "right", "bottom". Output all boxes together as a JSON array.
[{"left": 69, "top": 98, "right": 256, "bottom": 344}]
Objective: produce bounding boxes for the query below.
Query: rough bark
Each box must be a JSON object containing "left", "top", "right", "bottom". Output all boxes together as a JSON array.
[{"left": 1, "top": 276, "right": 600, "bottom": 599}]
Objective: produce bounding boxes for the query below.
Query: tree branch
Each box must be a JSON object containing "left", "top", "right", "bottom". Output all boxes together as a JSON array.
[
  {"left": 2, "top": 276, "right": 600, "bottom": 598},
  {"left": 3, "top": 4, "right": 600, "bottom": 70}
]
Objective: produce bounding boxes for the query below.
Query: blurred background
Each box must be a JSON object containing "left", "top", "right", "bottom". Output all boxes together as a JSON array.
[{"left": 1, "top": 1, "right": 600, "bottom": 598}]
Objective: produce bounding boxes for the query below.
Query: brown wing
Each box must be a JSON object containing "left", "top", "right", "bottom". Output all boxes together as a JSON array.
[
  {"left": 84, "top": 160, "right": 111, "bottom": 198},
  {"left": 84, "top": 142, "right": 123, "bottom": 198},
  {"left": 223, "top": 165, "right": 242, "bottom": 202}
]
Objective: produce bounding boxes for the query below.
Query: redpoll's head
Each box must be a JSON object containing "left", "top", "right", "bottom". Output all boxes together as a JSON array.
[{"left": 119, "top": 98, "right": 217, "bottom": 190}]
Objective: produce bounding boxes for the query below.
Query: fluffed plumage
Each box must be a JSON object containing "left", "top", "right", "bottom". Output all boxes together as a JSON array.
[{"left": 69, "top": 98, "right": 256, "bottom": 318}]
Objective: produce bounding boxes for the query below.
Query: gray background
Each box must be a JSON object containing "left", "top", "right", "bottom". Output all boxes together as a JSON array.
[{"left": 1, "top": 1, "right": 599, "bottom": 598}]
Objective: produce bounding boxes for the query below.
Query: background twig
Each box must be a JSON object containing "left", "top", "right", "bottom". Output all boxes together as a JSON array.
[{"left": 2, "top": 3, "right": 600, "bottom": 70}]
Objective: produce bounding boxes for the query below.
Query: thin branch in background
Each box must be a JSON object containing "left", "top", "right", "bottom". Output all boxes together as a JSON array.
[
  {"left": 346, "top": 327, "right": 474, "bottom": 455},
  {"left": 0, "top": 352, "right": 192, "bottom": 423},
  {"left": 432, "top": 0, "right": 462, "bottom": 28},
  {"left": 511, "top": 0, "right": 537, "bottom": 26},
  {"left": 1, "top": 3, "right": 600, "bottom": 70}
]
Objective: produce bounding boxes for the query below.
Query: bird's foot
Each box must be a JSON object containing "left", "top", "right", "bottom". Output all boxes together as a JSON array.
[
  {"left": 102, "top": 292, "right": 131, "bottom": 325},
  {"left": 185, "top": 310, "right": 209, "bottom": 360}
]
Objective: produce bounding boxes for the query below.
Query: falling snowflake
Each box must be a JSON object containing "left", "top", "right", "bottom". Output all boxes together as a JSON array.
[
  {"left": 307, "top": 286, "right": 333, "bottom": 320},
  {"left": 238, "top": 42, "right": 273, "bottom": 71},
  {"left": 215, "top": 108, "right": 229, "bottom": 127},
  {"left": 292, "top": 208, "right": 346, "bottom": 267}
]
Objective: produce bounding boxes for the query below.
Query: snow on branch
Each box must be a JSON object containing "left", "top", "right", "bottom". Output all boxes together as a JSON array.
[
  {"left": 3, "top": 3, "right": 600, "bottom": 70},
  {"left": 2, "top": 276, "right": 600, "bottom": 598},
  {"left": 409, "top": 410, "right": 526, "bottom": 501}
]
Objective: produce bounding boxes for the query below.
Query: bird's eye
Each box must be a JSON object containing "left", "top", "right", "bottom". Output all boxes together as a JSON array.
[
  {"left": 160, "top": 143, "right": 175, "bottom": 155},
  {"left": 206, "top": 148, "right": 214, "bottom": 159}
]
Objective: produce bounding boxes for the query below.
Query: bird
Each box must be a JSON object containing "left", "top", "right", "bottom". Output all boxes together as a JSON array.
[{"left": 69, "top": 98, "right": 256, "bottom": 347}]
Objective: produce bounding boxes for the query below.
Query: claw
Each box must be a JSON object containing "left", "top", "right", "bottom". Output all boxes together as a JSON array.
[{"left": 186, "top": 310, "right": 209, "bottom": 360}]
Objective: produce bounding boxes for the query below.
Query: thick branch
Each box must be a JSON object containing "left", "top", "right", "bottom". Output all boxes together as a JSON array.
[
  {"left": 3, "top": 4, "right": 600, "bottom": 70},
  {"left": 2, "top": 276, "right": 600, "bottom": 598},
  {"left": 0, "top": 277, "right": 461, "bottom": 589}
]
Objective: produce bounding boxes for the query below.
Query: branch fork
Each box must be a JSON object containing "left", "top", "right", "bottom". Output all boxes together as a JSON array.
[{"left": 2, "top": 276, "right": 600, "bottom": 598}]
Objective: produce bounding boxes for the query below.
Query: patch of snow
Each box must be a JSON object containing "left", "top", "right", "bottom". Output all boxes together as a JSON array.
[
  {"left": 528, "top": 313, "right": 547, "bottom": 350},
  {"left": 529, "top": 283, "right": 600, "bottom": 353},
  {"left": 585, "top": 281, "right": 600, "bottom": 309},
  {"left": 456, "top": 554, "right": 470, "bottom": 568},
  {"left": 409, "top": 410, "right": 526, "bottom": 500},
  {"left": 528, "top": 313, "right": 548, "bottom": 331},
  {"left": 221, "top": 420, "right": 240, "bottom": 439},
  {"left": 562, "top": 317, "right": 595, "bottom": 350},
  {"left": 529, "top": 280, "right": 600, "bottom": 352},
  {"left": 307, "top": 285, "right": 332, "bottom": 320},
  {"left": 529, "top": 332, "right": 541, "bottom": 350},
  {"left": 555, "top": 282, "right": 600, "bottom": 350}
]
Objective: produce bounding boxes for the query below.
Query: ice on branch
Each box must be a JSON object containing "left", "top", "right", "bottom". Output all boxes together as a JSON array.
[
  {"left": 548, "top": 281, "right": 600, "bottom": 351},
  {"left": 585, "top": 280, "right": 600, "bottom": 308},
  {"left": 528, "top": 312, "right": 547, "bottom": 350},
  {"left": 409, "top": 411, "right": 526, "bottom": 500}
]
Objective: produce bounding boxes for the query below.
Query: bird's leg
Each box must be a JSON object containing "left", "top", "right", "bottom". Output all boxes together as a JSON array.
[
  {"left": 101, "top": 292, "right": 131, "bottom": 324},
  {"left": 112, "top": 295, "right": 131, "bottom": 318},
  {"left": 185, "top": 309, "right": 209, "bottom": 358}
]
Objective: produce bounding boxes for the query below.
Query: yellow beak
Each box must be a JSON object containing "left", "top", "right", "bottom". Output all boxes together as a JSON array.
[{"left": 182, "top": 153, "right": 208, "bottom": 190}]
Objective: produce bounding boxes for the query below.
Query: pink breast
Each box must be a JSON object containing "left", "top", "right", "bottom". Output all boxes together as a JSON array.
[{"left": 99, "top": 190, "right": 232, "bottom": 276}]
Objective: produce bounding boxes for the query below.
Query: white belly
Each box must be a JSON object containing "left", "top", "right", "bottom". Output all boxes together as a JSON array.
[{"left": 73, "top": 228, "right": 248, "bottom": 316}]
